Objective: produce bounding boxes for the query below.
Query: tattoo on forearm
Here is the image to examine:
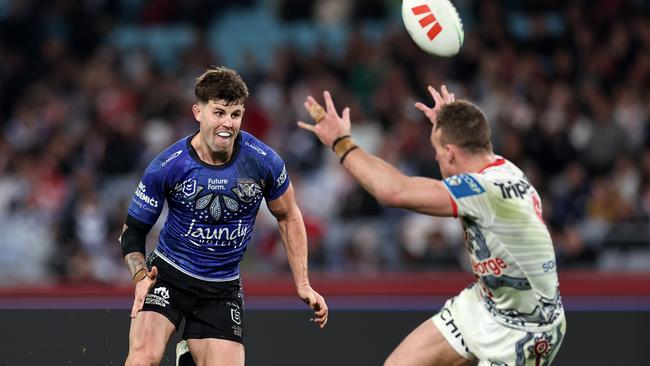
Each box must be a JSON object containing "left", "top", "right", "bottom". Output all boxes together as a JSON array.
[{"left": 124, "top": 252, "right": 147, "bottom": 278}]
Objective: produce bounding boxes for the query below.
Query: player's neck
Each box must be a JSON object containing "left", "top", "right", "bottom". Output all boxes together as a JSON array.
[
  {"left": 191, "top": 134, "right": 233, "bottom": 165},
  {"left": 463, "top": 152, "right": 499, "bottom": 174}
]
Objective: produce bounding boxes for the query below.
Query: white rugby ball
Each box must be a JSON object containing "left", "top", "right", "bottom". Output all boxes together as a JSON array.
[{"left": 402, "top": 0, "right": 464, "bottom": 57}]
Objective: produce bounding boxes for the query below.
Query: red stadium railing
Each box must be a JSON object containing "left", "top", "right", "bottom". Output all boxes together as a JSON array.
[{"left": 1, "top": 271, "right": 648, "bottom": 310}]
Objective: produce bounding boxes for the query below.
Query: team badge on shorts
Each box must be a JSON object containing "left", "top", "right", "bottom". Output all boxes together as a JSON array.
[{"left": 145, "top": 286, "right": 171, "bottom": 307}]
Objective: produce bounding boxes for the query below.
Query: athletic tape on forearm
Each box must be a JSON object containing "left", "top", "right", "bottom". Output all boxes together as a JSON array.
[
  {"left": 132, "top": 268, "right": 148, "bottom": 284},
  {"left": 332, "top": 136, "right": 358, "bottom": 163}
]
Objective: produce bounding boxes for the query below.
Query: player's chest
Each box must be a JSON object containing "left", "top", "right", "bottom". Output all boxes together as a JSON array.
[{"left": 168, "top": 172, "right": 265, "bottom": 222}]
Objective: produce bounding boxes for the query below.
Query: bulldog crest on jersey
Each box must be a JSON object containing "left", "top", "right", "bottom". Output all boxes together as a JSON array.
[{"left": 232, "top": 179, "right": 262, "bottom": 202}]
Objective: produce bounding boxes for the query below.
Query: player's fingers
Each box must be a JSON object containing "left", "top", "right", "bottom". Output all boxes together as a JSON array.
[
  {"left": 314, "top": 296, "right": 327, "bottom": 314},
  {"left": 148, "top": 266, "right": 158, "bottom": 280},
  {"left": 440, "top": 84, "right": 449, "bottom": 102},
  {"left": 323, "top": 90, "right": 339, "bottom": 117},
  {"left": 305, "top": 96, "right": 319, "bottom": 110},
  {"left": 441, "top": 85, "right": 451, "bottom": 101},
  {"left": 428, "top": 86, "right": 444, "bottom": 107},
  {"left": 320, "top": 315, "right": 328, "bottom": 328},
  {"left": 310, "top": 297, "right": 320, "bottom": 311},
  {"left": 314, "top": 304, "right": 326, "bottom": 316},
  {"left": 297, "top": 121, "right": 317, "bottom": 133},
  {"left": 304, "top": 97, "right": 321, "bottom": 111},
  {"left": 305, "top": 99, "right": 327, "bottom": 123},
  {"left": 130, "top": 298, "right": 141, "bottom": 318},
  {"left": 306, "top": 95, "right": 319, "bottom": 105},
  {"left": 342, "top": 107, "right": 350, "bottom": 122},
  {"left": 414, "top": 102, "right": 431, "bottom": 112},
  {"left": 450, "top": 93, "right": 455, "bottom": 102},
  {"left": 311, "top": 311, "right": 326, "bottom": 323}
]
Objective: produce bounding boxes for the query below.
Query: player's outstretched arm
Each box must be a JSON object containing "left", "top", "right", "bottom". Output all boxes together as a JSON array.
[
  {"left": 298, "top": 91, "right": 454, "bottom": 217},
  {"left": 267, "top": 184, "right": 328, "bottom": 328}
]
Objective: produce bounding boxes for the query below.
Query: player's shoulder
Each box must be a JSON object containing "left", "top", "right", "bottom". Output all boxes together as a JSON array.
[
  {"left": 149, "top": 135, "right": 191, "bottom": 171},
  {"left": 478, "top": 158, "right": 535, "bottom": 200},
  {"left": 239, "top": 131, "right": 282, "bottom": 162},
  {"left": 443, "top": 158, "right": 524, "bottom": 199},
  {"left": 443, "top": 173, "right": 487, "bottom": 199},
  {"left": 479, "top": 159, "right": 526, "bottom": 184}
]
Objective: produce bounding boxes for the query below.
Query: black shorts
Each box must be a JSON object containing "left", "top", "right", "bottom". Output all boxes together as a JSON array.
[{"left": 142, "top": 253, "right": 244, "bottom": 344}]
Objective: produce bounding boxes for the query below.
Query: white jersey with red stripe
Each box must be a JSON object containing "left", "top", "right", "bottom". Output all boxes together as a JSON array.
[{"left": 442, "top": 157, "right": 563, "bottom": 332}]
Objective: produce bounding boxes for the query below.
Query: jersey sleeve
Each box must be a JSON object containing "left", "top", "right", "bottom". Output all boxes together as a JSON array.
[
  {"left": 127, "top": 159, "right": 168, "bottom": 225},
  {"left": 442, "top": 173, "right": 494, "bottom": 225},
  {"left": 263, "top": 149, "right": 291, "bottom": 201}
]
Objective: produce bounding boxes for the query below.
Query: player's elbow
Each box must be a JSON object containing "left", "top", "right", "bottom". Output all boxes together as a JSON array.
[{"left": 375, "top": 188, "right": 402, "bottom": 208}]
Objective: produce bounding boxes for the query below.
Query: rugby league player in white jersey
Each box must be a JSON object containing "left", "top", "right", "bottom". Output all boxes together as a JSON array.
[{"left": 298, "top": 86, "right": 565, "bottom": 366}]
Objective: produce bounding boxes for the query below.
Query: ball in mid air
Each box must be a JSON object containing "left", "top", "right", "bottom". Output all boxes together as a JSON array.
[{"left": 402, "top": 0, "right": 464, "bottom": 57}]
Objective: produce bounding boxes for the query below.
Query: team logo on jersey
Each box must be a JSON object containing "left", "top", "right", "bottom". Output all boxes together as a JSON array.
[
  {"left": 444, "top": 174, "right": 485, "bottom": 198},
  {"left": 232, "top": 179, "right": 262, "bottom": 202}
]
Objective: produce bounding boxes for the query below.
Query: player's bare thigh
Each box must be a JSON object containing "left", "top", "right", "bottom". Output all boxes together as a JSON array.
[
  {"left": 187, "top": 338, "right": 244, "bottom": 366},
  {"left": 126, "top": 311, "right": 176, "bottom": 366},
  {"left": 384, "top": 318, "right": 473, "bottom": 366}
]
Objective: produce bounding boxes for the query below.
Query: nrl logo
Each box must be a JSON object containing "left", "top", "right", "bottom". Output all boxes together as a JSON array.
[
  {"left": 231, "top": 308, "right": 242, "bottom": 325},
  {"left": 174, "top": 179, "right": 202, "bottom": 199},
  {"left": 232, "top": 179, "right": 262, "bottom": 202}
]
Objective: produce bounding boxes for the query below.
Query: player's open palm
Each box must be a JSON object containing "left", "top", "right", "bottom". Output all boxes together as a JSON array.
[
  {"left": 130, "top": 266, "right": 158, "bottom": 318},
  {"left": 298, "top": 90, "right": 351, "bottom": 148},
  {"left": 415, "top": 85, "right": 455, "bottom": 125},
  {"left": 297, "top": 284, "right": 329, "bottom": 329}
]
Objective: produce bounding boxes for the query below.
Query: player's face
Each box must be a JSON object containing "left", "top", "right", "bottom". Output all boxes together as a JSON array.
[
  {"left": 194, "top": 99, "right": 244, "bottom": 156},
  {"left": 431, "top": 127, "right": 455, "bottom": 178}
]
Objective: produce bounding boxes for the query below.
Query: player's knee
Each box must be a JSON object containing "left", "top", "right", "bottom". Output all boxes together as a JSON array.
[{"left": 126, "top": 346, "right": 165, "bottom": 366}]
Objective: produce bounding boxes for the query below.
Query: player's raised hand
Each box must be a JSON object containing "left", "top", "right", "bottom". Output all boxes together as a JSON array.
[
  {"left": 414, "top": 85, "right": 455, "bottom": 125},
  {"left": 130, "top": 266, "right": 158, "bottom": 318},
  {"left": 297, "top": 284, "right": 329, "bottom": 329},
  {"left": 298, "top": 90, "right": 351, "bottom": 148}
]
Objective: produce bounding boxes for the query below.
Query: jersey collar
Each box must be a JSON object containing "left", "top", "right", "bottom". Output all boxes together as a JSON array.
[{"left": 478, "top": 157, "right": 506, "bottom": 173}]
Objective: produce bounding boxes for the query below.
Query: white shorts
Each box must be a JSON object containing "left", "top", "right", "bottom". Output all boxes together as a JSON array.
[{"left": 432, "top": 285, "right": 566, "bottom": 365}]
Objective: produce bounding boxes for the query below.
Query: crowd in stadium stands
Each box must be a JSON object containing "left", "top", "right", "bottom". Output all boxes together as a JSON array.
[{"left": 0, "top": 0, "right": 649, "bottom": 284}]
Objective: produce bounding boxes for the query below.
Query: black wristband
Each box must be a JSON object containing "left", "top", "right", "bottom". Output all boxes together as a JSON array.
[
  {"left": 331, "top": 135, "right": 351, "bottom": 150},
  {"left": 121, "top": 215, "right": 153, "bottom": 257},
  {"left": 339, "top": 146, "right": 359, "bottom": 164}
]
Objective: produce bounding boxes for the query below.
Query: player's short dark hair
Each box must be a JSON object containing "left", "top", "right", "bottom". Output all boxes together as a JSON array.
[
  {"left": 435, "top": 100, "right": 492, "bottom": 153},
  {"left": 195, "top": 66, "right": 249, "bottom": 105}
]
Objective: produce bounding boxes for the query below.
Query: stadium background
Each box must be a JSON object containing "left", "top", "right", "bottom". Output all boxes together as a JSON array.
[{"left": 0, "top": 0, "right": 649, "bottom": 364}]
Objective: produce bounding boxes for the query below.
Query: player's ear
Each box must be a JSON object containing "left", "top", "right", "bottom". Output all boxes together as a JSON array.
[
  {"left": 446, "top": 144, "right": 455, "bottom": 165},
  {"left": 192, "top": 103, "right": 201, "bottom": 122}
]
